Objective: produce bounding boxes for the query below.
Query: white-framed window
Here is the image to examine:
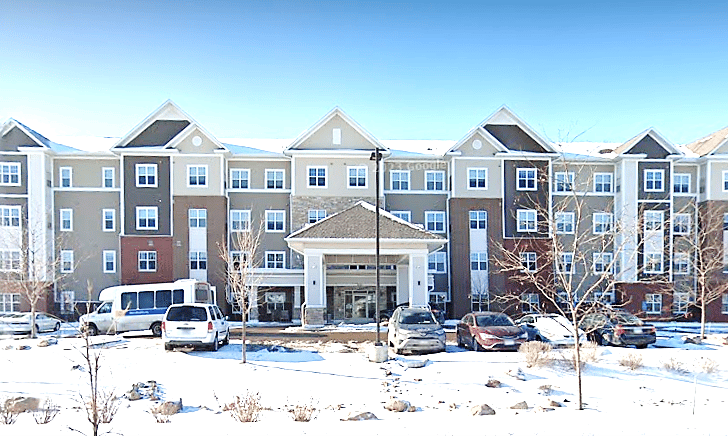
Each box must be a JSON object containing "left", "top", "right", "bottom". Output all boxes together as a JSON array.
[
  {"left": 428, "top": 252, "right": 447, "bottom": 273},
  {"left": 307, "top": 166, "right": 327, "bottom": 188},
  {"left": 425, "top": 211, "right": 446, "bottom": 233},
  {"left": 138, "top": 251, "right": 157, "bottom": 272},
  {"left": 555, "top": 212, "right": 574, "bottom": 234},
  {"left": 594, "top": 173, "right": 613, "bottom": 193},
  {"left": 60, "top": 250, "right": 74, "bottom": 273},
  {"left": 103, "top": 250, "right": 116, "bottom": 274},
  {"left": 593, "top": 213, "right": 613, "bottom": 234},
  {"left": 266, "top": 169, "right": 284, "bottom": 189},
  {"left": 554, "top": 172, "right": 574, "bottom": 192},
  {"left": 521, "top": 252, "right": 537, "bottom": 272},
  {"left": 0, "top": 293, "right": 20, "bottom": 312},
  {"left": 229, "top": 251, "right": 250, "bottom": 270},
  {"left": 187, "top": 165, "right": 208, "bottom": 187},
  {"left": 470, "top": 252, "right": 488, "bottom": 271},
  {"left": 644, "top": 169, "right": 664, "bottom": 192},
  {"left": 265, "top": 251, "right": 285, "bottom": 269},
  {"left": 0, "top": 206, "right": 20, "bottom": 227},
  {"left": 469, "top": 211, "right": 487, "bottom": 229},
  {"left": 521, "top": 293, "right": 539, "bottom": 313},
  {"left": 0, "top": 250, "right": 21, "bottom": 271},
  {"left": 230, "top": 168, "right": 250, "bottom": 189},
  {"left": 266, "top": 210, "right": 285, "bottom": 232},
  {"left": 189, "top": 209, "right": 207, "bottom": 228},
  {"left": 673, "top": 252, "right": 690, "bottom": 275},
  {"left": 102, "top": 167, "right": 115, "bottom": 188},
  {"left": 673, "top": 292, "right": 690, "bottom": 314},
  {"left": 390, "top": 170, "right": 410, "bottom": 190},
  {"left": 723, "top": 171, "right": 728, "bottom": 191},
  {"left": 644, "top": 210, "right": 664, "bottom": 232},
  {"left": 557, "top": 252, "right": 574, "bottom": 274},
  {"left": 348, "top": 166, "right": 367, "bottom": 188},
  {"left": 517, "top": 168, "right": 537, "bottom": 191},
  {"left": 189, "top": 251, "right": 207, "bottom": 270},
  {"left": 673, "top": 173, "right": 690, "bottom": 193},
  {"left": 332, "top": 128, "right": 341, "bottom": 145},
  {"left": 230, "top": 210, "right": 250, "bottom": 232},
  {"left": 673, "top": 214, "right": 691, "bottom": 235},
  {"left": 468, "top": 168, "right": 488, "bottom": 189},
  {"left": 517, "top": 209, "right": 537, "bottom": 232},
  {"left": 0, "top": 163, "right": 20, "bottom": 186},
  {"left": 136, "top": 164, "right": 157, "bottom": 187},
  {"left": 722, "top": 294, "right": 728, "bottom": 314},
  {"left": 426, "top": 171, "right": 445, "bottom": 191},
  {"left": 136, "top": 207, "right": 158, "bottom": 230},
  {"left": 60, "top": 209, "right": 73, "bottom": 231},
  {"left": 644, "top": 294, "right": 662, "bottom": 314},
  {"left": 308, "top": 209, "right": 326, "bottom": 224},
  {"left": 644, "top": 252, "right": 663, "bottom": 274},
  {"left": 59, "top": 167, "right": 72, "bottom": 188},
  {"left": 390, "top": 211, "right": 410, "bottom": 222},
  {"left": 102, "top": 209, "right": 115, "bottom": 232},
  {"left": 593, "top": 252, "right": 613, "bottom": 274}
]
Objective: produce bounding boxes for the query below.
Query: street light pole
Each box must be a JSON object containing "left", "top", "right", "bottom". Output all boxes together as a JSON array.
[{"left": 373, "top": 148, "right": 382, "bottom": 346}]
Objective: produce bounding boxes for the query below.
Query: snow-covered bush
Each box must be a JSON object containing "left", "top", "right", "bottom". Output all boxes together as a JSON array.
[
  {"left": 618, "top": 353, "right": 643, "bottom": 371},
  {"left": 519, "top": 341, "right": 553, "bottom": 368},
  {"left": 225, "top": 392, "right": 262, "bottom": 423}
]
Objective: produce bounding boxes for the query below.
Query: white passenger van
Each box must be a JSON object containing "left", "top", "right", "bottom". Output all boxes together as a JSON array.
[{"left": 79, "top": 279, "right": 214, "bottom": 336}]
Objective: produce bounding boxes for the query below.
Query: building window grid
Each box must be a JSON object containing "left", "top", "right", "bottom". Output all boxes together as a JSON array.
[
  {"left": 593, "top": 252, "right": 613, "bottom": 274},
  {"left": 644, "top": 211, "right": 664, "bottom": 232},
  {"left": 0, "top": 206, "right": 20, "bottom": 227},
  {"left": 308, "top": 209, "right": 326, "bottom": 224},
  {"left": 60, "top": 250, "right": 74, "bottom": 273},
  {"left": 230, "top": 210, "right": 251, "bottom": 232},
  {"left": 348, "top": 166, "right": 367, "bottom": 188},
  {"left": 521, "top": 252, "right": 537, "bottom": 272},
  {"left": 469, "top": 211, "right": 487, "bottom": 229},
  {"left": 0, "top": 293, "right": 21, "bottom": 312},
  {"left": 187, "top": 165, "right": 208, "bottom": 187},
  {"left": 426, "top": 171, "right": 445, "bottom": 191},
  {"left": 136, "top": 207, "right": 158, "bottom": 230},
  {"left": 138, "top": 251, "right": 157, "bottom": 272},
  {"left": 136, "top": 164, "right": 157, "bottom": 187},
  {"left": 428, "top": 252, "right": 446, "bottom": 273},
  {"left": 425, "top": 211, "right": 446, "bottom": 233},
  {"left": 554, "top": 172, "right": 574, "bottom": 192},
  {"left": 722, "top": 294, "right": 728, "bottom": 314},
  {"left": 673, "top": 253, "right": 690, "bottom": 275},
  {"left": 265, "top": 251, "right": 285, "bottom": 269},
  {"left": 517, "top": 168, "right": 537, "bottom": 191},
  {"left": 558, "top": 252, "right": 574, "bottom": 274},
  {"left": 644, "top": 169, "right": 664, "bottom": 192},
  {"left": 522, "top": 293, "right": 539, "bottom": 313},
  {"left": 673, "top": 173, "right": 690, "bottom": 193},
  {"left": 102, "top": 167, "right": 115, "bottom": 188},
  {"left": 673, "top": 214, "right": 691, "bottom": 235},
  {"left": 390, "top": 171, "right": 410, "bottom": 190},
  {"left": 230, "top": 169, "right": 250, "bottom": 189},
  {"left": 594, "top": 173, "right": 613, "bottom": 193},
  {"left": 266, "top": 210, "right": 285, "bottom": 232},
  {"left": 723, "top": 171, "right": 728, "bottom": 192},
  {"left": 266, "top": 169, "right": 284, "bottom": 189},
  {"left": 189, "top": 209, "right": 207, "bottom": 228},
  {"left": 0, "top": 250, "right": 21, "bottom": 271},
  {"left": 555, "top": 212, "right": 574, "bottom": 234},
  {"left": 470, "top": 252, "right": 488, "bottom": 271},
  {"left": 644, "top": 294, "right": 662, "bottom": 314},
  {"left": 644, "top": 253, "right": 664, "bottom": 274},
  {"left": 308, "top": 167, "right": 327, "bottom": 187},
  {"left": 391, "top": 211, "right": 411, "bottom": 222},
  {"left": 673, "top": 292, "right": 691, "bottom": 314},
  {"left": 103, "top": 250, "right": 116, "bottom": 273},
  {"left": 59, "top": 167, "right": 72, "bottom": 188},
  {"left": 517, "top": 209, "right": 537, "bottom": 232},
  {"left": 593, "top": 213, "right": 613, "bottom": 234},
  {"left": 60, "top": 209, "right": 73, "bottom": 231},
  {"left": 189, "top": 251, "right": 207, "bottom": 270},
  {"left": 468, "top": 168, "right": 487, "bottom": 189},
  {"left": 0, "top": 163, "right": 20, "bottom": 186}
]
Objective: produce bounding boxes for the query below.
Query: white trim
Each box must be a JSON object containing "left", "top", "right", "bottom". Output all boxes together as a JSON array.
[
  {"left": 644, "top": 169, "right": 665, "bottom": 192},
  {"left": 593, "top": 172, "right": 613, "bottom": 193},
  {"left": 265, "top": 210, "right": 286, "bottom": 233},
  {"left": 517, "top": 209, "right": 537, "bottom": 232},
  {"left": 60, "top": 250, "right": 74, "bottom": 273},
  {"left": 138, "top": 250, "right": 157, "bottom": 272},
  {"left": 265, "top": 168, "right": 285, "bottom": 190},
  {"left": 389, "top": 169, "right": 410, "bottom": 191},
  {"left": 59, "top": 208, "right": 73, "bottom": 232},
  {"left": 424, "top": 211, "right": 446, "bottom": 233},
  {"left": 555, "top": 212, "right": 574, "bottom": 234},
  {"left": 59, "top": 166, "right": 73, "bottom": 188},
  {"left": 135, "top": 206, "right": 159, "bottom": 230},
  {"left": 306, "top": 165, "right": 328, "bottom": 188},
  {"left": 347, "top": 165, "right": 368, "bottom": 189},
  {"left": 265, "top": 250, "right": 286, "bottom": 269},
  {"left": 0, "top": 162, "right": 21, "bottom": 187},
  {"left": 229, "top": 168, "right": 250, "bottom": 189},
  {"left": 135, "top": 163, "right": 158, "bottom": 188},
  {"left": 102, "top": 167, "right": 115, "bottom": 188},
  {"left": 516, "top": 167, "right": 537, "bottom": 191},
  {"left": 466, "top": 167, "right": 488, "bottom": 190},
  {"left": 186, "top": 164, "right": 208, "bottom": 188},
  {"left": 103, "top": 250, "right": 116, "bottom": 274},
  {"left": 425, "top": 170, "right": 446, "bottom": 191},
  {"left": 102, "top": 209, "right": 116, "bottom": 232}
]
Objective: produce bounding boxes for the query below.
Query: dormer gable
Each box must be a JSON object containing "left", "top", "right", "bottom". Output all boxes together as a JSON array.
[
  {"left": 0, "top": 119, "right": 81, "bottom": 153},
  {"left": 479, "top": 106, "right": 554, "bottom": 154},
  {"left": 286, "top": 107, "right": 387, "bottom": 153},
  {"left": 447, "top": 126, "right": 506, "bottom": 157},
  {"left": 614, "top": 129, "right": 680, "bottom": 159}
]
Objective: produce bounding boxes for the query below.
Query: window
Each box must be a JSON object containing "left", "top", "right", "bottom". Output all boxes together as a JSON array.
[
  {"left": 190, "top": 251, "right": 207, "bottom": 270},
  {"left": 136, "top": 164, "right": 157, "bottom": 187},
  {"left": 469, "top": 211, "right": 487, "bottom": 229},
  {"left": 426, "top": 171, "right": 445, "bottom": 191},
  {"left": 521, "top": 252, "right": 537, "bottom": 272},
  {"left": 555, "top": 212, "right": 574, "bottom": 234},
  {"left": 470, "top": 252, "right": 488, "bottom": 271},
  {"left": 644, "top": 294, "right": 662, "bottom": 314},
  {"left": 425, "top": 211, "right": 446, "bottom": 233},
  {"left": 673, "top": 173, "right": 690, "bottom": 193},
  {"left": 644, "top": 211, "right": 663, "bottom": 232},
  {"left": 230, "top": 169, "right": 250, "bottom": 189},
  {"left": 673, "top": 253, "right": 689, "bottom": 275},
  {"left": 230, "top": 210, "right": 250, "bottom": 232},
  {"left": 468, "top": 168, "right": 487, "bottom": 189},
  {"left": 0, "top": 206, "right": 20, "bottom": 227},
  {"left": 138, "top": 251, "right": 157, "bottom": 272},
  {"left": 673, "top": 214, "right": 690, "bottom": 235},
  {"left": 0, "top": 163, "right": 20, "bottom": 186},
  {"left": 644, "top": 169, "right": 664, "bottom": 192},
  {"left": 593, "top": 213, "right": 613, "bottom": 234},
  {"left": 348, "top": 166, "right": 367, "bottom": 188},
  {"left": 517, "top": 168, "right": 537, "bottom": 191},
  {"left": 0, "top": 250, "right": 20, "bottom": 271},
  {"left": 390, "top": 170, "right": 409, "bottom": 190},
  {"left": 594, "top": 173, "right": 613, "bottom": 193},
  {"left": 0, "top": 293, "right": 20, "bottom": 312},
  {"left": 308, "top": 166, "right": 327, "bottom": 187},
  {"left": 102, "top": 167, "right": 114, "bottom": 188},
  {"left": 59, "top": 167, "right": 72, "bottom": 188},
  {"left": 722, "top": 294, "right": 728, "bottom": 314},
  {"left": 189, "top": 209, "right": 207, "bottom": 228},
  {"left": 517, "top": 209, "right": 537, "bottom": 232},
  {"left": 428, "top": 252, "right": 446, "bottom": 273},
  {"left": 644, "top": 252, "right": 663, "bottom": 274},
  {"left": 266, "top": 169, "right": 284, "bottom": 189},
  {"left": 593, "top": 252, "right": 613, "bottom": 274},
  {"left": 136, "top": 207, "right": 158, "bottom": 230},
  {"left": 265, "top": 251, "right": 285, "bottom": 269},
  {"left": 308, "top": 209, "right": 326, "bottom": 224},
  {"left": 266, "top": 210, "right": 285, "bottom": 232},
  {"left": 97, "top": 209, "right": 113, "bottom": 233},
  {"left": 557, "top": 252, "right": 574, "bottom": 274},
  {"left": 723, "top": 171, "right": 728, "bottom": 191},
  {"left": 391, "top": 211, "right": 411, "bottom": 222},
  {"left": 522, "top": 293, "right": 539, "bottom": 313},
  {"left": 187, "top": 165, "right": 207, "bottom": 187},
  {"left": 60, "top": 250, "right": 74, "bottom": 273},
  {"left": 103, "top": 250, "right": 116, "bottom": 273},
  {"left": 673, "top": 292, "right": 690, "bottom": 314},
  {"left": 332, "top": 128, "right": 341, "bottom": 145},
  {"left": 554, "top": 172, "right": 574, "bottom": 192},
  {"left": 60, "top": 209, "right": 73, "bottom": 231}
]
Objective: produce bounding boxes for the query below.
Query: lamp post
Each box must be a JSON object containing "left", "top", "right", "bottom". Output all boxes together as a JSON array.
[{"left": 370, "top": 148, "right": 382, "bottom": 346}]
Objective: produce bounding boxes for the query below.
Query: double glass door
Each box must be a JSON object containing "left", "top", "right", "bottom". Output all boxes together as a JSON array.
[{"left": 345, "top": 289, "right": 376, "bottom": 320}]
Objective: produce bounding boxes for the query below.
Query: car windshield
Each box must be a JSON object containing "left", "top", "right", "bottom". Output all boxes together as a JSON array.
[
  {"left": 613, "top": 312, "right": 643, "bottom": 325},
  {"left": 166, "top": 306, "right": 207, "bottom": 322},
  {"left": 475, "top": 314, "right": 513, "bottom": 327},
  {"left": 400, "top": 311, "right": 436, "bottom": 325}
]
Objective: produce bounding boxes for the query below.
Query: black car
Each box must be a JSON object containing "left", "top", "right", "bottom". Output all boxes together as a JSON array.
[{"left": 580, "top": 310, "right": 656, "bottom": 348}]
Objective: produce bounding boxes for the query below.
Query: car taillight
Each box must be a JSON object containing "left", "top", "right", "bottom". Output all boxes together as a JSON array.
[
  {"left": 162, "top": 321, "right": 165, "bottom": 332},
  {"left": 614, "top": 325, "right": 625, "bottom": 336},
  {"left": 207, "top": 321, "right": 213, "bottom": 332}
]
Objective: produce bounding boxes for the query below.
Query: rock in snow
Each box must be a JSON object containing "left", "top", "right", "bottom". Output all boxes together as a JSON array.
[
  {"left": 470, "top": 404, "right": 496, "bottom": 416},
  {"left": 4, "top": 396, "right": 40, "bottom": 413},
  {"left": 341, "top": 412, "right": 378, "bottom": 421}
]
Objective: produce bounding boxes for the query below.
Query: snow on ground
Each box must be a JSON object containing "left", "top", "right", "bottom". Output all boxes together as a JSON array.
[{"left": 0, "top": 325, "right": 726, "bottom": 435}]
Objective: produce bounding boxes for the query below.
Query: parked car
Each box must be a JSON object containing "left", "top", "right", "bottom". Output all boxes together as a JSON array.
[
  {"left": 0, "top": 312, "right": 62, "bottom": 335},
  {"left": 580, "top": 310, "right": 656, "bottom": 348},
  {"left": 387, "top": 306, "right": 446, "bottom": 354},
  {"left": 515, "top": 313, "right": 586, "bottom": 347},
  {"left": 162, "top": 303, "right": 229, "bottom": 351},
  {"left": 457, "top": 312, "right": 527, "bottom": 351}
]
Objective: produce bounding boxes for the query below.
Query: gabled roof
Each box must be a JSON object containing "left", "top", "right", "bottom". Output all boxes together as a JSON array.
[
  {"left": 446, "top": 125, "right": 509, "bottom": 154},
  {"left": 684, "top": 125, "right": 728, "bottom": 156},
  {"left": 0, "top": 119, "right": 82, "bottom": 153},
  {"left": 477, "top": 105, "right": 556, "bottom": 154},
  {"left": 613, "top": 128, "right": 681, "bottom": 157},
  {"left": 285, "top": 107, "right": 387, "bottom": 153}
]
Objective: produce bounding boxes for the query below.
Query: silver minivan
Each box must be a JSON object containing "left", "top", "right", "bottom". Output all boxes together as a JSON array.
[{"left": 162, "top": 303, "right": 230, "bottom": 351}]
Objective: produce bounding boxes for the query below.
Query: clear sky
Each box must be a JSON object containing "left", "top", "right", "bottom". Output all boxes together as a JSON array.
[{"left": 2, "top": 0, "right": 728, "bottom": 145}]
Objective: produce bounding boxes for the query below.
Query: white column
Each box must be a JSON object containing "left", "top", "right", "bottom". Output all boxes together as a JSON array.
[
  {"left": 408, "top": 251, "right": 428, "bottom": 307},
  {"left": 396, "top": 264, "right": 409, "bottom": 305},
  {"left": 303, "top": 250, "right": 325, "bottom": 307}
]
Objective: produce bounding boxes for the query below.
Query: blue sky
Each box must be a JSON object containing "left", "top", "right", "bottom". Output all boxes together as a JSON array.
[{"left": 2, "top": 1, "right": 728, "bottom": 145}]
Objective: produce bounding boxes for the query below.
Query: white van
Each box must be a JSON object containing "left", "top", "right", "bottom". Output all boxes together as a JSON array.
[{"left": 79, "top": 279, "right": 214, "bottom": 336}]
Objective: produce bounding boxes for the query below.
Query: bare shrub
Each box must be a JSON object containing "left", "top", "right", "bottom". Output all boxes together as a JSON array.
[
  {"left": 662, "top": 357, "right": 689, "bottom": 375},
  {"left": 519, "top": 341, "right": 553, "bottom": 368},
  {"left": 151, "top": 410, "right": 170, "bottom": 424},
  {"left": 289, "top": 399, "right": 317, "bottom": 422},
  {"left": 225, "top": 392, "right": 262, "bottom": 423},
  {"left": 0, "top": 400, "right": 20, "bottom": 425},
  {"left": 618, "top": 353, "right": 643, "bottom": 371},
  {"left": 33, "top": 399, "right": 60, "bottom": 424},
  {"left": 558, "top": 342, "right": 599, "bottom": 371},
  {"left": 697, "top": 357, "right": 719, "bottom": 374},
  {"left": 538, "top": 384, "right": 553, "bottom": 395}
]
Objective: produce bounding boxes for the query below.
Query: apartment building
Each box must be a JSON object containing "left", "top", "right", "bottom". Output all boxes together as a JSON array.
[{"left": 1, "top": 101, "right": 727, "bottom": 324}]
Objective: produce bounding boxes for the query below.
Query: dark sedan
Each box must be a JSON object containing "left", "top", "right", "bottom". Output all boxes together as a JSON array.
[
  {"left": 580, "top": 310, "right": 656, "bottom": 348},
  {"left": 456, "top": 312, "right": 527, "bottom": 351}
]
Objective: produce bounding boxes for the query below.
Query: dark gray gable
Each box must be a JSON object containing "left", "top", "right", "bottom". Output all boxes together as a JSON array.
[
  {"left": 0, "top": 126, "right": 42, "bottom": 152},
  {"left": 484, "top": 124, "right": 547, "bottom": 153},
  {"left": 125, "top": 120, "right": 191, "bottom": 147},
  {"left": 625, "top": 135, "right": 670, "bottom": 158}
]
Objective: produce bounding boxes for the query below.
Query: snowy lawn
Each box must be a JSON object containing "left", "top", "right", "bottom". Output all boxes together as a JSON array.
[{"left": 0, "top": 325, "right": 725, "bottom": 435}]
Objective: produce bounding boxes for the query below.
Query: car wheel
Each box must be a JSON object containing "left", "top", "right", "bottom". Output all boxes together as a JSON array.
[
  {"left": 164, "top": 343, "right": 173, "bottom": 351},
  {"left": 211, "top": 334, "right": 219, "bottom": 352},
  {"left": 222, "top": 329, "right": 230, "bottom": 346},
  {"left": 471, "top": 336, "right": 482, "bottom": 352},
  {"left": 53, "top": 322, "right": 60, "bottom": 332},
  {"left": 150, "top": 322, "right": 163, "bottom": 337},
  {"left": 35, "top": 324, "right": 40, "bottom": 334},
  {"left": 635, "top": 344, "right": 648, "bottom": 349},
  {"left": 85, "top": 324, "right": 99, "bottom": 336}
]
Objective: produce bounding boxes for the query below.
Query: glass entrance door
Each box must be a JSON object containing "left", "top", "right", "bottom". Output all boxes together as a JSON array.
[{"left": 345, "top": 290, "right": 376, "bottom": 320}]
